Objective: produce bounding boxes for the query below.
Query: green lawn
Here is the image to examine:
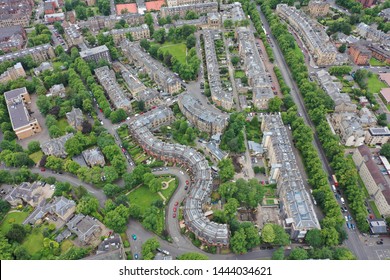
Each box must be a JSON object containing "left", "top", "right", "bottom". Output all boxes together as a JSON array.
[
  {"left": 160, "top": 43, "right": 187, "bottom": 64},
  {"left": 0, "top": 211, "right": 29, "bottom": 234},
  {"left": 60, "top": 239, "right": 73, "bottom": 253},
  {"left": 369, "top": 201, "right": 381, "bottom": 218},
  {"left": 367, "top": 74, "right": 388, "bottom": 94},
  {"left": 234, "top": 70, "right": 246, "bottom": 79},
  {"left": 22, "top": 227, "right": 44, "bottom": 255},
  {"left": 29, "top": 151, "right": 43, "bottom": 164},
  {"left": 369, "top": 57, "right": 388, "bottom": 67},
  {"left": 160, "top": 178, "right": 178, "bottom": 201},
  {"left": 128, "top": 185, "right": 161, "bottom": 214},
  {"left": 57, "top": 118, "right": 69, "bottom": 134}
]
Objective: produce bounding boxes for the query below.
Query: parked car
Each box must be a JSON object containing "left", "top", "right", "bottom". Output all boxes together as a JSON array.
[
  {"left": 174, "top": 202, "right": 179, "bottom": 206},
  {"left": 134, "top": 253, "right": 139, "bottom": 259},
  {"left": 376, "top": 240, "right": 383, "bottom": 245},
  {"left": 41, "top": 168, "right": 46, "bottom": 172},
  {"left": 132, "top": 234, "right": 137, "bottom": 240},
  {"left": 173, "top": 213, "right": 176, "bottom": 218},
  {"left": 173, "top": 207, "right": 177, "bottom": 212}
]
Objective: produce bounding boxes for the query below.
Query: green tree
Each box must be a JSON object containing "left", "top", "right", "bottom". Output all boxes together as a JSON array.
[
  {"left": 272, "top": 247, "right": 285, "bottom": 260},
  {"left": 0, "top": 234, "right": 13, "bottom": 260},
  {"left": 218, "top": 182, "right": 237, "bottom": 200},
  {"left": 230, "top": 228, "right": 247, "bottom": 254},
  {"left": 14, "top": 246, "right": 31, "bottom": 260},
  {"left": 333, "top": 247, "right": 356, "bottom": 260},
  {"left": 110, "top": 109, "right": 127, "bottom": 123},
  {"left": 231, "top": 55, "right": 240, "bottom": 66},
  {"left": 141, "top": 238, "right": 160, "bottom": 260},
  {"left": 271, "top": 224, "right": 290, "bottom": 246},
  {"left": 103, "top": 183, "right": 121, "bottom": 197},
  {"left": 224, "top": 198, "right": 239, "bottom": 220},
  {"left": 103, "top": 204, "right": 130, "bottom": 233},
  {"left": 6, "top": 224, "right": 26, "bottom": 243},
  {"left": 224, "top": 19, "right": 234, "bottom": 29},
  {"left": 149, "top": 178, "right": 162, "bottom": 193},
  {"left": 45, "top": 156, "right": 64, "bottom": 172},
  {"left": 305, "top": 229, "right": 323, "bottom": 248},
  {"left": 27, "top": 141, "right": 41, "bottom": 154},
  {"left": 138, "top": 100, "right": 145, "bottom": 112},
  {"left": 186, "top": 34, "right": 196, "bottom": 49},
  {"left": 218, "top": 158, "right": 235, "bottom": 183},
  {"left": 268, "top": 96, "right": 283, "bottom": 112},
  {"left": 103, "top": 166, "right": 119, "bottom": 183},
  {"left": 380, "top": 143, "right": 390, "bottom": 161},
  {"left": 338, "top": 44, "right": 346, "bottom": 53},
  {"left": 289, "top": 248, "right": 309, "bottom": 260},
  {"left": 178, "top": 252, "right": 209, "bottom": 260},
  {"left": 153, "top": 29, "right": 166, "bottom": 44},
  {"left": 76, "top": 196, "right": 99, "bottom": 215},
  {"left": 261, "top": 224, "right": 275, "bottom": 243}
]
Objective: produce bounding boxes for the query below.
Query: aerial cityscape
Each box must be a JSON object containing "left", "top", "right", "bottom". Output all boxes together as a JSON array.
[{"left": 0, "top": 0, "right": 390, "bottom": 261}]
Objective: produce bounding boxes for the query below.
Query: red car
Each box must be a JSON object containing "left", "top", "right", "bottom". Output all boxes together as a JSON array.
[
  {"left": 173, "top": 213, "right": 176, "bottom": 218},
  {"left": 186, "top": 180, "right": 189, "bottom": 185},
  {"left": 122, "top": 148, "right": 125, "bottom": 152},
  {"left": 41, "top": 168, "right": 46, "bottom": 172},
  {"left": 173, "top": 207, "right": 177, "bottom": 212},
  {"left": 174, "top": 202, "right": 179, "bottom": 206}
]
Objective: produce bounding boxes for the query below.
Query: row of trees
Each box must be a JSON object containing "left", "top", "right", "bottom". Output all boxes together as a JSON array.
[{"left": 261, "top": 0, "right": 369, "bottom": 234}]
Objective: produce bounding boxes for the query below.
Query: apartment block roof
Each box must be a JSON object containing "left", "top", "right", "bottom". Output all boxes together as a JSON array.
[
  {"left": 4, "top": 87, "right": 32, "bottom": 130},
  {"left": 262, "top": 114, "right": 320, "bottom": 232}
]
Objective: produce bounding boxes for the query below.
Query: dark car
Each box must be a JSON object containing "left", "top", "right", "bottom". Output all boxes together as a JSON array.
[
  {"left": 376, "top": 241, "right": 384, "bottom": 245},
  {"left": 134, "top": 253, "right": 139, "bottom": 259}
]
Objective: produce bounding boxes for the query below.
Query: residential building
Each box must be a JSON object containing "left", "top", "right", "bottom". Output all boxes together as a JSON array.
[
  {"left": 120, "top": 40, "right": 181, "bottom": 94},
  {"left": 4, "top": 87, "right": 42, "bottom": 140},
  {"left": 82, "top": 147, "right": 105, "bottom": 167},
  {"left": 33, "top": 61, "right": 53, "bottom": 76},
  {"left": 160, "top": 2, "right": 218, "bottom": 18},
  {"left": 349, "top": 42, "right": 372, "bottom": 65},
  {"left": 84, "top": 234, "right": 125, "bottom": 260},
  {"left": 205, "top": 141, "right": 228, "bottom": 162},
  {"left": 221, "top": 2, "right": 246, "bottom": 23},
  {"left": 45, "top": 13, "right": 65, "bottom": 23},
  {"left": 121, "top": 69, "right": 146, "bottom": 95},
  {"left": 0, "top": 44, "right": 55, "bottom": 64},
  {"left": 80, "top": 45, "right": 111, "bottom": 64},
  {"left": 369, "top": 44, "right": 390, "bottom": 64},
  {"left": 379, "top": 8, "right": 390, "bottom": 22},
  {"left": 66, "top": 107, "right": 84, "bottom": 130},
  {"left": 47, "top": 84, "right": 66, "bottom": 98},
  {"left": 0, "top": 25, "right": 26, "bottom": 52},
  {"left": 380, "top": 88, "right": 390, "bottom": 104},
  {"left": 128, "top": 108, "right": 229, "bottom": 246},
  {"left": 357, "top": 0, "right": 376, "bottom": 8},
  {"left": 365, "top": 127, "right": 390, "bottom": 146},
  {"left": 166, "top": 0, "right": 215, "bottom": 7},
  {"left": 44, "top": 0, "right": 58, "bottom": 14},
  {"left": 0, "top": 62, "right": 26, "bottom": 84},
  {"left": 356, "top": 23, "right": 390, "bottom": 49},
  {"left": 66, "top": 10, "right": 76, "bottom": 24},
  {"left": 314, "top": 70, "right": 357, "bottom": 112},
  {"left": 207, "top": 12, "right": 221, "bottom": 28},
  {"left": 261, "top": 114, "right": 320, "bottom": 239},
  {"left": 248, "top": 140, "right": 263, "bottom": 156},
  {"left": 178, "top": 93, "right": 228, "bottom": 134},
  {"left": 236, "top": 27, "right": 273, "bottom": 110},
  {"left": 307, "top": 0, "right": 330, "bottom": 17},
  {"left": 203, "top": 30, "right": 233, "bottom": 110},
  {"left": 4, "top": 181, "right": 54, "bottom": 207},
  {"left": 368, "top": 218, "right": 388, "bottom": 234},
  {"left": 63, "top": 22, "right": 84, "bottom": 47},
  {"left": 359, "top": 107, "right": 377, "bottom": 128},
  {"left": 23, "top": 196, "right": 76, "bottom": 225},
  {"left": 353, "top": 145, "right": 390, "bottom": 217},
  {"left": 40, "top": 133, "right": 74, "bottom": 158},
  {"left": 331, "top": 112, "right": 365, "bottom": 147},
  {"left": 116, "top": 3, "right": 137, "bottom": 15},
  {"left": 276, "top": 4, "right": 336, "bottom": 66},
  {"left": 78, "top": 14, "right": 145, "bottom": 33},
  {"left": 103, "top": 24, "right": 150, "bottom": 44},
  {"left": 66, "top": 214, "right": 103, "bottom": 245},
  {"left": 95, "top": 66, "right": 132, "bottom": 111},
  {"left": 173, "top": 16, "right": 208, "bottom": 29},
  {"left": 0, "top": 0, "right": 34, "bottom": 28},
  {"left": 145, "top": 0, "right": 165, "bottom": 12},
  {"left": 137, "top": 88, "right": 161, "bottom": 109}
]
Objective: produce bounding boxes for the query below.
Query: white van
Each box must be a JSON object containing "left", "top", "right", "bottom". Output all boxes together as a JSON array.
[
  {"left": 331, "top": 185, "right": 336, "bottom": 193},
  {"left": 340, "top": 197, "right": 345, "bottom": 204}
]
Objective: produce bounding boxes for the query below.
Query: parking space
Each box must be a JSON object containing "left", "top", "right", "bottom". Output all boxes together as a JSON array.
[{"left": 375, "top": 249, "right": 390, "bottom": 260}]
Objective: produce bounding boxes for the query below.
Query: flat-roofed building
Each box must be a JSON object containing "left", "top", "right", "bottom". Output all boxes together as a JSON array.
[
  {"left": 261, "top": 113, "right": 320, "bottom": 239},
  {"left": 365, "top": 127, "right": 390, "bottom": 146},
  {"left": 353, "top": 145, "right": 390, "bottom": 217},
  {"left": 380, "top": 88, "right": 390, "bottom": 104},
  {"left": 4, "top": 87, "right": 42, "bottom": 140},
  {"left": 80, "top": 45, "right": 111, "bottom": 64}
]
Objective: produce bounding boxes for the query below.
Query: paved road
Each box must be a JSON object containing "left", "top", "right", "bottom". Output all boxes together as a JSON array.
[{"left": 255, "top": 3, "right": 374, "bottom": 259}]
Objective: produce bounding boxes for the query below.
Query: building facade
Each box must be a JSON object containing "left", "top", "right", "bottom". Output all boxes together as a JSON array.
[
  {"left": 307, "top": 0, "right": 330, "bottom": 17},
  {"left": 160, "top": 2, "right": 218, "bottom": 18},
  {"left": 4, "top": 87, "right": 42, "bottom": 140},
  {"left": 0, "top": 62, "right": 26, "bottom": 84},
  {"left": 353, "top": 145, "right": 390, "bottom": 217},
  {"left": 103, "top": 24, "right": 150, "bottom": 44},
  {"left": 0, "top": 44, "right": 55, "bottom": 64},
  {"left": 0, "top": 25, "right": 26, "bottom": 52},
  {"left": 365, "top": 127, "right": 390, "bottom": 146}
]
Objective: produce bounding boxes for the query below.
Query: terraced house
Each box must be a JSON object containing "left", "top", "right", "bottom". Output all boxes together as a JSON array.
[
  {"left": 120, "top": 40, "right": 181, "bottom": 94},
  {"left": 261, "top": 114, "right": 320, "bottom": 239},
  {"left": 178, "top": 93, "right": 228, "bottom": 135},
  {"left": 0, "top": 44, "right": 55, "bottom": 64},
  {"left": 160, "top": 2, "right": 218, "bottom": 18},
  {"left": 276, "top": 4, "right": 336, "bottom": 66},
  {"left": 103, "top": 24, "right": 150, "bottom": 44},
  {"left": 128, "top": 107, "right": 229, "bottom": 246},
  {"left": 203, "top": 30, "right": 234, "bottom": 110}
]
